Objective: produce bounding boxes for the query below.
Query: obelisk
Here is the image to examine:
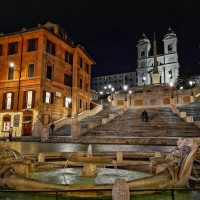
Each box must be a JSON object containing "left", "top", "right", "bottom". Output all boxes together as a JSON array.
[{"left": 151, "top": 33, "right": 160, "bottom": 84}]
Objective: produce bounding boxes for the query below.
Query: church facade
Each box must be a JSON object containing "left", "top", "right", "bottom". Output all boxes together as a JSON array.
[{"left": 137, "top": 28, "right": 179, "bottom": 86}]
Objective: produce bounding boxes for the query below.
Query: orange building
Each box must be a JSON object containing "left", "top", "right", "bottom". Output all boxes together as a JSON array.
[{"left": 0, "top": 22, "right": 95, "bottom": 136}]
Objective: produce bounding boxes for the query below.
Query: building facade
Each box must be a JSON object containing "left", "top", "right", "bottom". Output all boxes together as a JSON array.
[
  {"left": 0, "top": 22, "right": 94, "bottom": 137},
  {"left": 91, "top": 27, "right": 180, "bottom": 94},
  {"left": 137, "top": 28, "right": 179, "bottom": 86},
  {"left": 91, "top": 71, "right": 137, "bottom": 94}
]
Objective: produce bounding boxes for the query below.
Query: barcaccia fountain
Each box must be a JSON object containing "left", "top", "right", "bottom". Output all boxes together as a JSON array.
[{"left": 0, "top": 138, "right": 199, "bottom": 198}]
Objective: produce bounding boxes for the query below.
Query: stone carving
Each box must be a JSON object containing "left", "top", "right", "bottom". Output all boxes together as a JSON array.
[{"left": 112, "top": 179, "right": 130, "bottom": 200}]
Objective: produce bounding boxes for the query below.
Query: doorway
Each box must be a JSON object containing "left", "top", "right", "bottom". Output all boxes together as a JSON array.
[{"left": 23, "top": 116, "right": 32, "bottom": 136}]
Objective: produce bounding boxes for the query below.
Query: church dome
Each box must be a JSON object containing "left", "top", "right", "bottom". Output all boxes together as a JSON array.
[
  {"left": 138, "top": 33, "right": 150, "bottom": 45},
  {"left": 164, "top": 27, "right": 176, "bottom": 39}
]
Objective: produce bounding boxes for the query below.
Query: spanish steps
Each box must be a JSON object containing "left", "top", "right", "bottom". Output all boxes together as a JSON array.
[
  {"left": 48, "top": 100, "right": 200, "bottom": 144},
  {"left": 83, "top": 107, "right": 200, "bottom": 137}
]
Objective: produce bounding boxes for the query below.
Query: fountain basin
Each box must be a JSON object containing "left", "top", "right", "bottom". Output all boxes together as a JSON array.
[{"left": 26, "top": 168, "right": 151, "bottom": 185}]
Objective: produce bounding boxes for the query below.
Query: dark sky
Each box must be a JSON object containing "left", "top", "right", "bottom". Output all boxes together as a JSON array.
[{"left": 1, "top": 0, "right": 200, "bottom": 77}]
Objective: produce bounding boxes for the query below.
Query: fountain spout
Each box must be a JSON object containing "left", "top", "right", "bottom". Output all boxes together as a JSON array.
[{"left": 87, "top": 144, "right": 92, "bottom": 157}]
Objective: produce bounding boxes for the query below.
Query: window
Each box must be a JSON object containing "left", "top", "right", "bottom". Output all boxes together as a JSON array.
[
  {"left": 168, "top": 44, "right": 172, "bottom": 52},
  {"left": 8, "top": 67, "right": 14, "bottom": 80},
  {"left": 0, "top": 44, "right": 3, "bottom": 56},
  {"left": 79, "top": 57, "right": 83, "bottom": 68},
  {"left": 3, "top": 116, "right": 11, "bottom": 131},
  {"left": 85, "top": 63, "right": 89, "bottom": 73},
  {"left": 43, "top": 91, "right": 54, "bottom": 104},
  {"left": 86, "top": 102, "right": 88, "bottom": 110},
  {"left": 79, "top": 78, "right": 83, "bottom": 89},
  {"left": 23, "top": 91, "right": 35, "bottom": 109},
  {"left": 79, "top": 99, "right": 82, "bottom": 108},
  {"left": 85, "top": 83, "right": 88, "bottom": 93},
  {"left": 2, "top": 92, "right": 14, "bottom": 110},
  {"left": 64, "top": 74, "right": 72, "bottom": 87},
  {"left": 65, "top": 51, "right": 73, "bottom": 65},
  {"left": 46, "top": 39, "right": 55, "bottom": 55},
  {"left": 141, "top": 50, "right": 145, "bottom": 57},
  {"left": 64, "top": 97, "right": 71, "bottom": 107},
  {"left": 46, "top": 65, "right": 52, "bottom": 80},
  {"left": 8, "top": 42, "right": 18, "bottom": 55},
  {"left": 27, "top": 38, "right": 38, "bottom": 52},
  {"left": 28, "top": 64, "right": 34, "bottom": 77}
]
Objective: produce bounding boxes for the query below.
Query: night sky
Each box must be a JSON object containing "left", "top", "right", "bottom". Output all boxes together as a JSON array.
[{"left": 1, "top": 0, "right": 200, "bottom": 77}]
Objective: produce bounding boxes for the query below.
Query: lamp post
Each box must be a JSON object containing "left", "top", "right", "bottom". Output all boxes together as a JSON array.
[
  {"left": 104, "top": 86, "right": 107, "bottom": 94},
  {"left": 111, "top": 87, "right": 115, "bottom": 101},
  {"left": 9, "top": 62, "right": 21, "bottom": 111},
  {"left": 189, "top": 81, "right": 194, "bottom": 96},
  {"left": 129, "top": 90, "right": 132, "bottom": 106},
  {"left": 169, "top": 82, "right": 174, "bottom": 98},
  {"left": 123, "top": 85, "right": 128, "bottom": 101}
]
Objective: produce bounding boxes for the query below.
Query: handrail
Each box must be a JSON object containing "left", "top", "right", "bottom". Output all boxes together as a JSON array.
[{"left": 1, "top": 188, "right": 200, "bottom": 199}]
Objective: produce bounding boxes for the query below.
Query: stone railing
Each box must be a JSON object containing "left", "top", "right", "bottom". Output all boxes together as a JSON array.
[
  {"left": 196, "top": 93, "right": 200, "bottom": 102},
  {"left": 77, "top": 104, "right": 103, "bottom": 122},
  {"left": 171, "top": 104, "right": 193, "bottom": 123},
  {"left": 46, "top": 117, "right": 68, "bottom": 131},
  {"left": 45, "top": 103, "right": 103, "bottom": 136}
]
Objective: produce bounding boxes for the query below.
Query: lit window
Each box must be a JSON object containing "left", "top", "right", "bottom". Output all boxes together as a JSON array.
[
  {"left": 46, "top": 92, "right": 51, "bottom": 103},
  {"left": 64, "top": 97, "right": 71, "bottom": 107},
  {"left": 23, "top": 91, "right": 35, "bottom": 109},
  {"left": 6, "top": 93, "right": 12, "bottom": 109},
  {"left": 43, "top": 91, "right": 54, "bottom": 104}
]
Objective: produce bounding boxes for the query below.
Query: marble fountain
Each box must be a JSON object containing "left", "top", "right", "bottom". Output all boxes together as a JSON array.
[{"left": 0, "top": 139, "right": 199, "bottom": 199}]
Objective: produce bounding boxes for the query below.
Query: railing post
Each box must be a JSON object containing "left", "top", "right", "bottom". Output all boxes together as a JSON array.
[
  {"left": 56, "top": 191, "right": 59, "bottom": 200},
  {"left": 171, "top": 189, "right": 175, "bottom": 200}
]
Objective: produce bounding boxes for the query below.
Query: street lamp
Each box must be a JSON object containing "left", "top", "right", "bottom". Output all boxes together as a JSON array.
[
  {"left": 189, "top": 81, "right": 194, "bottom": 96},
  {"left": 142, "top": 76, "right": 146, "bottom": 85},
  {"left": 104, "top": 86, "right": 107, "bottom": 94},
  {"left": 123, "top": 85, "right": 128, "bottom": 101},
  {"left": 111, "top": 87, "right": 115, "bottom": 101},
  {"left": 169, "top": 82, "right": 174, "bottom": 98},
  {"left": 99, "top": 91, "right": 103, "bottom": 99},
  {"left": 129, "top": 90, "right": 132, "bottom": 106}
]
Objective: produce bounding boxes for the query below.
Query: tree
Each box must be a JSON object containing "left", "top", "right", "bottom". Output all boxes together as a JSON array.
[{"left": 176, "top": 66, "right": 192, "bottom": 89}]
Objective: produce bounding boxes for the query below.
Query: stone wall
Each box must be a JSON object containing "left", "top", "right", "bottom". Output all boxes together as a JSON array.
[{"left": 112, "top": 85, "right": 200, "bottom": 108}]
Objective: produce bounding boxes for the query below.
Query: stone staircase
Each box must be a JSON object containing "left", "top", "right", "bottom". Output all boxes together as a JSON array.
[
  {"left": 84, "top": 107, "right": 200, "bottom": 138},
  {"left": 177, "top": 102, "right": 200, "bottom": 122},
  {"left": 51, "top": 100, "right": 122, "bottom": 137}
]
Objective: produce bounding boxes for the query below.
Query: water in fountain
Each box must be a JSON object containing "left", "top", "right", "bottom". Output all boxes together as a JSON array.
[
  {"left": 112, "top": 160, "right": 119, "bottom": 177},
  {"left": 27, "top": 168, "right": 150, "bottom": 185},
  {"left": 64, "top": 160, "right": 68, "bottom": 172}
]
